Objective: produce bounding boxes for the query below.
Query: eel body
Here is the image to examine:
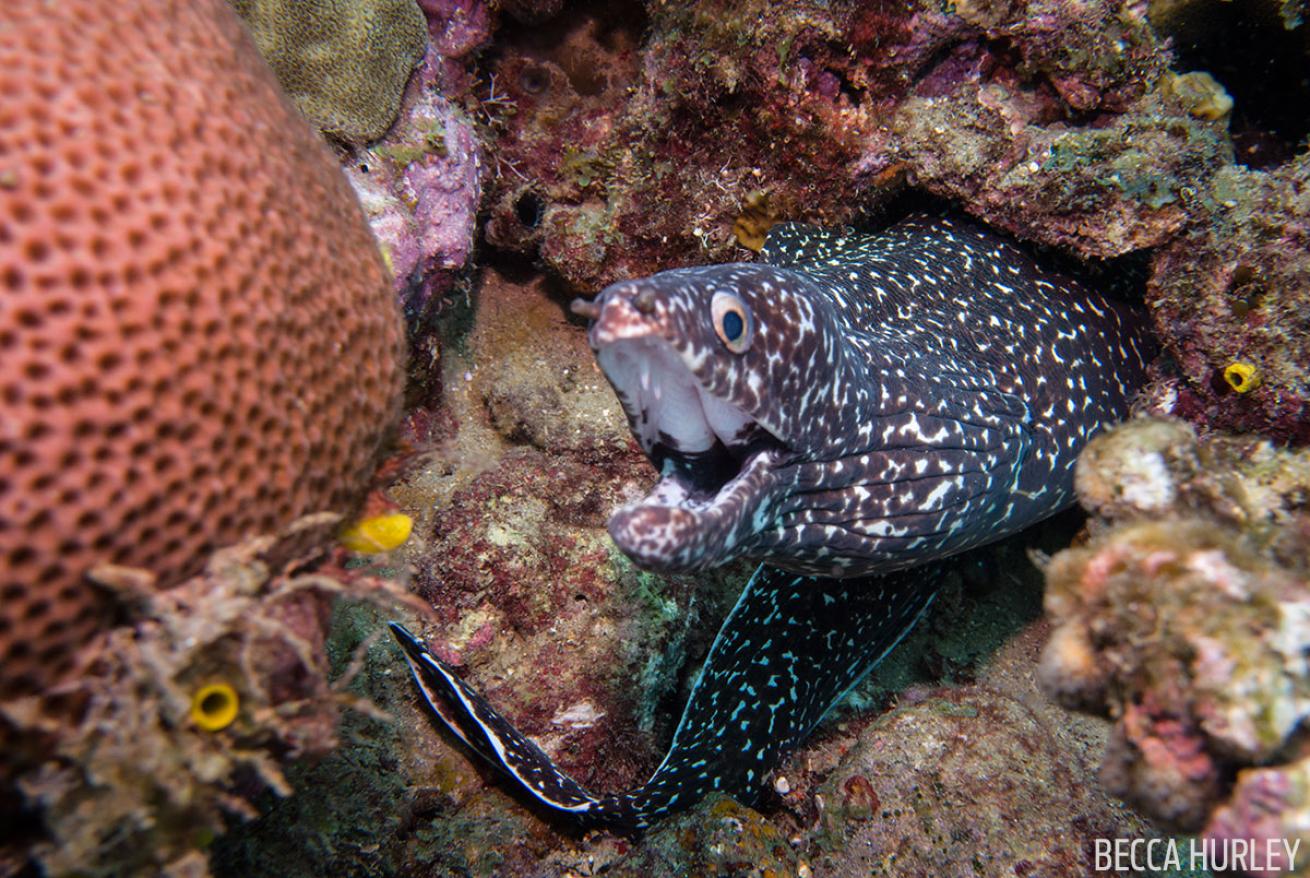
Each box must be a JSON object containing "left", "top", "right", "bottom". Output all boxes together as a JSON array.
[{"left": 391, "top": 215, "right": 1154, "bottom": 831}]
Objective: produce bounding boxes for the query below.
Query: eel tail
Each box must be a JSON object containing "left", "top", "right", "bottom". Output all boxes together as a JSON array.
[{"left": 389, "top": 563, "right": 940, "bottom": 832}]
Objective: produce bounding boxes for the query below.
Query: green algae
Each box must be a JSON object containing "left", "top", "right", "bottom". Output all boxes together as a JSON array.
[
  {"left": 374, "top": 118, "right": 450, "bottom": 169},
  {"left": 1110, "top": 167, "right": 1180, "bottom": 208},
  {"left": 611, "top": 552, "right": 691, "bottom": 734},
  {"left": 560, "top": 146, "right": 608, "bottom": 189}
]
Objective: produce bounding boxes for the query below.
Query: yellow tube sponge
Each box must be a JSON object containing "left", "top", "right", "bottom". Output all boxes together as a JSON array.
[
  {"left": 1223, "top": 361, "right": 1260, "bottom": 394},
  {"left": 191, "top": 683, "right": 240, "bottom": 732}
]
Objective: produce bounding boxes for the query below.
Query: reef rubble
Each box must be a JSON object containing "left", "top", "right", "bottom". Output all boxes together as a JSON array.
[{"left": 1041, "top": 417, "right": 1310, "bottom": 862}]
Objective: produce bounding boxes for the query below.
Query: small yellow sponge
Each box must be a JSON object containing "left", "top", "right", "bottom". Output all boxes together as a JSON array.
[
  {"left": 340, "top": 512, "right": 414, "bottom": 553},
  {"left": 1222, "top": 361, "right": 1260, "bottom": 394},
  {"left": 191, "top": 683, "right": 240, "bottom": 732}
]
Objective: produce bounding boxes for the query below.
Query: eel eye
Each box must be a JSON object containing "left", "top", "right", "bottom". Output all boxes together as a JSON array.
[{"left": 711, "top": 291, "right": 753, "bottom": 354}]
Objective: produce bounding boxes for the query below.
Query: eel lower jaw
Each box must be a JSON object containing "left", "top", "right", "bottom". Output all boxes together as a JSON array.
[
  {"left": 594, "top": 334, "right": 789, "bottom": 570},
  {"left": 607, "top": 444, "right": 785, "bottom": 572}
]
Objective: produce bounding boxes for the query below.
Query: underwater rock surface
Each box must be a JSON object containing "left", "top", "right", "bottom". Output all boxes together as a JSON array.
[
  {"left": 1146, "top": 154, "right": 1310, "bottom": 444},
  {"left": 345, "top": 52, "right": 485, "bottom": 351},
  {"left": 1042, "top": 418, "right": 1310, "bottom": 851},
  {"left": 798, "top": 621, "right": 1158, "bottom": 877},
  {"left": 340, "top": 0, "right": 492, "bottom": 388}
]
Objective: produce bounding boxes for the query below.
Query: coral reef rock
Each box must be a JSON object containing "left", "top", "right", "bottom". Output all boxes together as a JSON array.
[
  {"left": 231, "top": 0, "right": 429, "bottom": 144},
  {"left": 479, "top": 0, "right": 1182, "bottom": 288},
  {"left": 0, "top": 0, "right": 404, "bottom": 701},
  {"left": 388, "top": 267, "right": 748, "bottom": 819},
  {"left": 797, "top": 621, "right": 1159, "bottom": 877},
  {"left": 341, "top": 0, "right": 492, "bottom": 388},
  {"left": 10, "top": 523, "right": 416, "bottom": 877},
  {"left": 465, "top": 268, "right": 632, "bottom": 460},
  {"left": 345, "top": 52, "right": 484, "bottom": 346},
  {"left": 1145, "top": 154, "right": 1310, "bottom": 445},
  {"left": 477, "top": 0, "right": 1309, "bottom": 442},
  {"left": 1041, "top": 417, "right": 1310, "bottom": 857}
]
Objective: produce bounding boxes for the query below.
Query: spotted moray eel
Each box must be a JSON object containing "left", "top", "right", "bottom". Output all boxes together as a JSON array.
[{"left": 391, "top": 214, "right": 1154, "bottom": 831}]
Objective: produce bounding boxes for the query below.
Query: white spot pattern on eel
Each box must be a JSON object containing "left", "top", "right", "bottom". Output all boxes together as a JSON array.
[{"left": 391, "top": 214, "right": 1155, "bottom": 832}]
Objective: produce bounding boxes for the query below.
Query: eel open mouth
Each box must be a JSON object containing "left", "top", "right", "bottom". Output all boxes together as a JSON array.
[
  {"left": 597, "top": 334, "right": 784, "bottom": 501},
  {"left": 572, "top": 289, "right": 790, "bottom": 570},
  {"left": 587, "top": 327, "right": 789, "bottom": 570}
]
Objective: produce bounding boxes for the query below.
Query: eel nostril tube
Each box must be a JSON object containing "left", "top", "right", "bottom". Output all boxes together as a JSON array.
[{"left": 570, "top": 297, "right": 601, "bottom": 319}]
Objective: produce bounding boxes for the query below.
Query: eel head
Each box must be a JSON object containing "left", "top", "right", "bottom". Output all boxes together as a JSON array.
[{"left": 572, "top": 263, "right": 841, "bottom": 573}]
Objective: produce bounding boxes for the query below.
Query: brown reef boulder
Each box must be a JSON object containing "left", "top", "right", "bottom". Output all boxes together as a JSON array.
[{"left": 798, "top": 621, "right": 1158, "bottom": 877}]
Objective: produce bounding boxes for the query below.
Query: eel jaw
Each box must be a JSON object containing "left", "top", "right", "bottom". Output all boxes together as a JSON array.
[{"left": 592, "top": 332, "right": 788, "bottom": 572}]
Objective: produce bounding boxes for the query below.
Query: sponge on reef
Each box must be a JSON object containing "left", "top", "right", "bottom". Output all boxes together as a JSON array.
[
  {"left": 0, "top": 0, "right": 405, "bottom": 698},
  {"left": 231, "top": 0, "right": 429, "bottom": 144}
]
